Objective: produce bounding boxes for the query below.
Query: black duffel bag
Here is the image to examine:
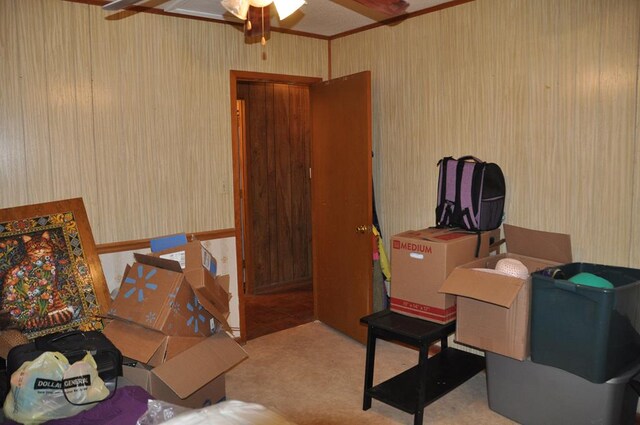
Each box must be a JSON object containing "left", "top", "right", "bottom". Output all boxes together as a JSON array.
[{"left": 6, "top": 330, "right": 122, "bottom": 383}]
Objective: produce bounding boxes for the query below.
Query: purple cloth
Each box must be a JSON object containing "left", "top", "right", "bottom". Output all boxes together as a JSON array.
[{"left": 4, "top": 385, "right": 153, "bottom": 425}]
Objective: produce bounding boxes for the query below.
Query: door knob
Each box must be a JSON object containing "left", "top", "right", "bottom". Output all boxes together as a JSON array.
[{"left": 355, "top": 225, "right": 370, "bottom": 234}]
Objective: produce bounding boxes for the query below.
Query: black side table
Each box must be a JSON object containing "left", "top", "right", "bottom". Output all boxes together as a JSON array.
[{"left": 361, "top": 310, "right": 485, "bottom": 425}]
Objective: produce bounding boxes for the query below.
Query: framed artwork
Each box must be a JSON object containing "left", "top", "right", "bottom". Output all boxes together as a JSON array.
[{"left": 0, "top": 198, "right": 110, "bottom": 339}]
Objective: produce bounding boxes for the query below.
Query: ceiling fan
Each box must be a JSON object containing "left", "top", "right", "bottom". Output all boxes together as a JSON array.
[
  {"left": 224, "top": 0, "right": 409, "bottom": 44},
  {"left": 101, "top": 0, "right": 409, "bottom": 43},
  {"left": 220, "top": 0, "right": 305, "bottom": 45},
  {"left": 351, "top": 0, "right": 409, "bottom": 16},
  {"left": 100, "top": 0, "right": 288, "bottom": 45}
]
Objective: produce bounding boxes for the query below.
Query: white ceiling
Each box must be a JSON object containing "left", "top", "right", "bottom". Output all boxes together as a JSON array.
[{"left": 136, "top": 0, "right": 456, "bottom": 38}]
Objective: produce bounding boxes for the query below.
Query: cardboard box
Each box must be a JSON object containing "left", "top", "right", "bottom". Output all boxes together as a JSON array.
[
  {"left": 104, "top": 238, "right": 246, "bottom": 407},
  {"left": 104, "top": 319, "right": 203, "bottom": 367},
  {"left": 389, "top": 227, "right": 498, "bottom": 323},
  {"left": 110, "top": 239, "right": 231, "bottom": 333},
  {"left": 153, "top": 241, "right": 231, "bottom": 330},
  {"left": 439, "top": 224, "right": 572, "bottom": 360},
  {"left": 107, "top": 319, "right": 247, "bottom": 408},
  {"left": 125, "top": 366, "right": 226, "bottom": 409},
  {"left": 109, "top": 253, "right": 215, "bottom": 337}
]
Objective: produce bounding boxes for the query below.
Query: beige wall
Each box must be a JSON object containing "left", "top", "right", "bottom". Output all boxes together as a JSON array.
[
  {"left": 331, "top": 0, "right": 640, "bottom": 267},
  {"left": 0, "top": 0, "right": 327, "bottom": 243},
  {"left": 2, "top": 0, "right": 640, "bottom": 269}
]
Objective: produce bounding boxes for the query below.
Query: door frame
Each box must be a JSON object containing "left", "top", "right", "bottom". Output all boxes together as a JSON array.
[{"left": 229, "top": 70, "right": 322, "bottom": 343}]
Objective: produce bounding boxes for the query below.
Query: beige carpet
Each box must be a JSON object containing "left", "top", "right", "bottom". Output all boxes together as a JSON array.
[{"left": 225, "top": 321, "right": 517, "bottom": 425}]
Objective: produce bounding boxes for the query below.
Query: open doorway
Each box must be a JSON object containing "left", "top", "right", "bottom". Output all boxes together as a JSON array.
[{"left": 230, "top": 71, "right": 322, "bottom": 341}]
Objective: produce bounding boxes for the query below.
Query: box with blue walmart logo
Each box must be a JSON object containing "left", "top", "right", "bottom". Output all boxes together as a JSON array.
[
  {"left": 153, "top": 240, "right": 230, "bottom": 329},
  {"left": 107, "top": 252, "right": 215, "bottom": 337}
]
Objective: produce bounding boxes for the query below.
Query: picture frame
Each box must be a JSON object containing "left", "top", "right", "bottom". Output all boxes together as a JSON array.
[{"left": 0, "top": 198, "right": 110, "bottom": 339}]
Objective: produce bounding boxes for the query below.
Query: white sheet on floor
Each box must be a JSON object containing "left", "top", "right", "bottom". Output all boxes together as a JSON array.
[{"left": 138, "top": 400, "right": 296, "bottom": 425}]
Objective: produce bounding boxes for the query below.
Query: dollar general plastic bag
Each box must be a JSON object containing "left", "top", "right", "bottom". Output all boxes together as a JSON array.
[{"left": 3, "top": 351, "right": 110, "bottom": 424}]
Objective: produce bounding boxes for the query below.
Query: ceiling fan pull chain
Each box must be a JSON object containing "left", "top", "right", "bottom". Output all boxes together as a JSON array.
[{"left": 261, "top": 6, "right": 266, "bottom": 46}]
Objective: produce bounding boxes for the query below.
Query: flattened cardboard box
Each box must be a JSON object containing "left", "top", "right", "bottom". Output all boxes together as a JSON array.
[
  {"left": 390, "top": 227, "right": 499, "bottom": 323},
  {"left": 439, "top": 224, "right": 572, "bottom": 360},
  {"left": 109, "top": 253, "right": 214, "bottom": 336},
  {"left": 153, "top": 241, "right": 231, "bottom": 331},
  {"left": 104, "top": 319, "right": 247, "bottom": 408},
  {"left": 103, "top": 319, "right": 204, "bottom": 367},
  {"left": 125, "top": 365, "right": 226, "bottom": 409}
]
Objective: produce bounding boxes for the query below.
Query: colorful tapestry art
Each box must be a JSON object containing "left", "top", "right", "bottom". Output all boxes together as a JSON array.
[{"left": 0, "top": 199, "right": 109, "bottom": 339}]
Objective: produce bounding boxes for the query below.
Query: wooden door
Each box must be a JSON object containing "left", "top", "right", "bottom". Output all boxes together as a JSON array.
[
  {"left": 310, "top": 71, "right": 373, "bottom": 343},
  {"left": 237, "top": 82, "right": 312, "bottom": 295}
]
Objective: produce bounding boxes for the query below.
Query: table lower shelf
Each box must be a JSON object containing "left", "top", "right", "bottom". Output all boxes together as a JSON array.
[{"left": 365, "top": 347, "right": 485, "bottom": 414}]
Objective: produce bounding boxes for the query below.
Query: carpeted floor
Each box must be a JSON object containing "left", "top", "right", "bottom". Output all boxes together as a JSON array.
[
  {"left": 244, "top": 287, "right": 314, "bottom": 340},
  {"left": 226, "top": 321, "right": 516, "bottom": 425}
]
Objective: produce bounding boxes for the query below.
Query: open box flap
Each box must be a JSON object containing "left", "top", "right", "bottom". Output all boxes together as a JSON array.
[
  {"left": 182, "top": 267, "right": 231, "bottom": 329},
  {"left": 133, "top": 252, "right": 183, "bottom": 273},
  {"left": 122, "top": 363, "right": 153, "bottom": 389},
  {"left": 194, "top": 289, "right": 231, "bottom": 331},
  {"left": 120, "top": 264, "right": 132, "bottom": 285},
  {"left": 154, "top": 241, "right": 211, "bottom": 274},
  {"left": 212, "top": 272, "right": 229, "bottom": 293},
  {"left": 200, "top": 245, "right": 218, "bottom": 276},
  {"left": 187, "top": 270, "right": 230, "bottom": 313},
  {"left": 430, "top": 230, "right": 479, "bottom": 242},
  {"left": 151, "top": 332, "right": 247, "bottom": 399},
  {"left": 164, "top": 336, "right": 207, "bottom": 362},
  {"left": 504, "top": 224, "right": 572, "bottom": 263},
  {"left": 399, "top": 227, "right": 475, "bottom": 243},
  {"left": 103, "top": 319, "right": 167, "bottom": 363},
  {"left": 440, "top": 252, "right": 560, "bottom": 308},
  {"left": 440, "top": 267, "right": 524, "bottom": 308}
]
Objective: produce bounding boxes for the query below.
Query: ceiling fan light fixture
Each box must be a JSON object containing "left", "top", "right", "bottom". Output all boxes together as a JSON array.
[
  {"left": 221, "top": 0, "right": 303, "bottom": 22},
  {"left": 273, "top": 0, "right": 305, "bottom": 20},
  {"left": 221, "top": 0, "right": 250, "bottom": 20},
  {"left": 221, "top": 0, "right": 303, "bottom": 46}
]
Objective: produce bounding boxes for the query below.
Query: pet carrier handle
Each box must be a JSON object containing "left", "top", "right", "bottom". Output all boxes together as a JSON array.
[
  {"left": 457, "top": 155, "right": 484, "bottom": 163},
  {"left": 436, "top": 155, "right": 484, "bottom": 166},
  {"left": 554, "top": 280, "right": 577, "bottom": 292}
]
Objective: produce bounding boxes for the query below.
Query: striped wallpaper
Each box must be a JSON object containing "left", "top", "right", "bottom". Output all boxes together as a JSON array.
[{"left": 2, "top": 0, "right": 639, "bottom": 271}]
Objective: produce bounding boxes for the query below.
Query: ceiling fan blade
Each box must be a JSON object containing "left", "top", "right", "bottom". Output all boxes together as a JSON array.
[
  {"left": 352, "top": 0, "right": 409, "bottom": 16},
  {"left": 102, "top": 0, "right": 144, "bottom": 11}
]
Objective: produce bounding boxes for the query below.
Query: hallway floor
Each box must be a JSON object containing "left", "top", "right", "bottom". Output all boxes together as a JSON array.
[{"left": 244, "top": 286, "right": 314, "bottom": 340}]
